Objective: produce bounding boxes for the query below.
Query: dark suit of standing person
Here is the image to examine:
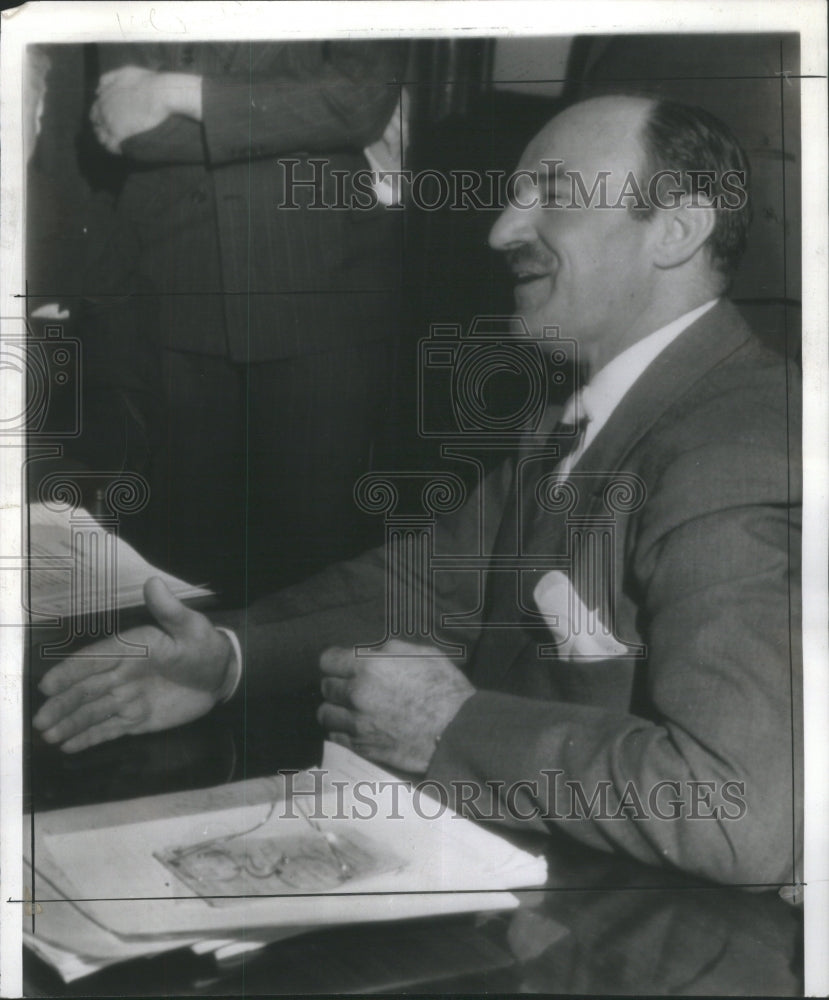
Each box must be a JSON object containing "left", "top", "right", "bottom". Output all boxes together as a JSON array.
[
  {"left": 85, "top": 41, "right": 407, "bottom": 599},
  {"left": 35, "top": 97, "right": 801, "bottom": 887},
  {"left": 25, "top": 45, "right": 164, "bottom": 551}
]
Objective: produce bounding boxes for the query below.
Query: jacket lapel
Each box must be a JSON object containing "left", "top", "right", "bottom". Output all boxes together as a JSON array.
[
  {"left": 572, "top": 300, "right": 752, "bottom": 487},
  {"left": 470, "top": 299, "right": 755, "bottom": 689}
]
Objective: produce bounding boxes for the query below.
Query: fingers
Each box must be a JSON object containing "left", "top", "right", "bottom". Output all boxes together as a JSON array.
[
  {"left": 144, "top": 577, "right": 205, "bottom": 640},
  {"left": 89, "top": 98, "right": 122, "bottom": 155},
  {"left": 61, "top": 716, "right": 133, "bottom": 754},
  {"left": 328, "top": 732, "right": 354, "bottom": 750},
  {"left": 90, "top": 95, "right": 112, "bottom": 131},
  {"left": 38, "top": 683, "right": 149, "bottom": 749},
  {"left": 320, "top": 676, "right": 351, "bottom": 705},
  {"left": 34, "top": 662, "right": 135, "bottom": 731},
  {"left": 97, "top": 69, "right": 119, "bottom": 91},
  {"left": 319, "top": 646, "right": 357, "bottom": 678},
  {"left": 97, "top": 66, "right": 142, "bottom": 92},
  {"left": 94, "top": 121, "right": 122, "bottom": 155},
  {"left": 59, "top": 684, "right": 149, "bottom": 753},
  {"left": 89, "top": 99, "right": 107, "bottom": 136},
  {"left": 319, "top": 667, "right": 359, "bottom": 737},
  {"left": 39, "top": 638, "right": 145, "bottom": 697},
  {"left": 316, "top": 702, "right": 357, "bottom": 735}
]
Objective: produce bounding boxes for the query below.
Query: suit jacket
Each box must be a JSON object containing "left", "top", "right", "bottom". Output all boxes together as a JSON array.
[
  {"left": 228, "top": 300, "right": 802, "bottom": 886},
  {"left": 91, "top": 41, "right": 406, "bottom": 361}
]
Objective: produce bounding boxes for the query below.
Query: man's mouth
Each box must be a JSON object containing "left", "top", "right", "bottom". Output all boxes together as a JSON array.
[
  {"left": 512, "top": 270, "right": 550, "bottom": 285},
  {"left": 505, "top": 246, "right": 556, "bottom": 284},
  {"left": 510, "top": 266, "right": 556, "bottom": 313}
]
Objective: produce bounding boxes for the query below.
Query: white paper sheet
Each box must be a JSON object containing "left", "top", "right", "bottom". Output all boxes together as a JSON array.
[
  {"left": 29, "top": 744, "right": 546, "bottom": 940},
  {"left": 26, "top": 501, "right": 212, "bottom": 619}
]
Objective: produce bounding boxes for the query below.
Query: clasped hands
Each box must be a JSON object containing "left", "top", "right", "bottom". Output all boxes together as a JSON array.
[
  {"left": 33, "top": 579, "right": 475, "bottom": 773},
  {"left": 91, "top": 66, "right": 202, "bottom": 154}
]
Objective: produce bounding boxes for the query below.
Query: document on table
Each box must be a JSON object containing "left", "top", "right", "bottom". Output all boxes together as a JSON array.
[
  {"left": 26, "top": 743, "right": 547, "bottom": 941},
  {"left": 23, "top": 860, "right": 302, "bottom": 982},
  {"left": 23, "top": 860, "right": 203, "bottom": 982},
  {"left": 26, "top": 501, "right": 212, "bottom": 619}
]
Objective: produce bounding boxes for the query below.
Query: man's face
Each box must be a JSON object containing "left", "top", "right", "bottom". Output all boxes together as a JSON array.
[{"left": 490, "top": 98, "right": 660, "bottom": 356}]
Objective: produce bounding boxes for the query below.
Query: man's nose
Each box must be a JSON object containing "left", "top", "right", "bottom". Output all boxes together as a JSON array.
[{"left": 488, "top": 201, "right": 536, "bottom": 252}]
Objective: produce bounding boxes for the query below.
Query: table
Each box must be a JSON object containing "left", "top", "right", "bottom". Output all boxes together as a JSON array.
[{"left": 23, "top": 671, "right": 803, "bottom": 996}]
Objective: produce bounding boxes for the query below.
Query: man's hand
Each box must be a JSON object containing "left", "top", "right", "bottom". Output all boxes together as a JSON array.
[
  {"left": 33, "top": 578, "right": 234, "bottom": 753},
  {"left": 91, "top": 67, "right": 171, "bottom": 154},
  {"left": 91, "top": 66, "right": 202, "bottom": 154},
  {"left": 317, "top": 639, "right": 475, "bottom": 774}
]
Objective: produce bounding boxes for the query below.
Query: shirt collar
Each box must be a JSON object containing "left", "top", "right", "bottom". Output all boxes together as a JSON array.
[{"left": 560, "top": 298, "right": 719, "bottom": 434}]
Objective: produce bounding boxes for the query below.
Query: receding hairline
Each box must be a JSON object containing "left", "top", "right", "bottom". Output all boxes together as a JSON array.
[{"left": 523, "top": 95, "right": 658, "bottom": 169}]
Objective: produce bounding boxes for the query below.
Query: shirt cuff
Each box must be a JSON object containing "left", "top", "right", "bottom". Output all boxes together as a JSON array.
[
  {"left": 214, "top": 627, "right": 243, "bottom": 702},
  {"left": 363, "top": 144, "right": 403, "bottom": 206}
]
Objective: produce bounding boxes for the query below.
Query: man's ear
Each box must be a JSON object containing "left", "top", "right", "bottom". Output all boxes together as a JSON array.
[{"left": 650, "top": 196, "right": 717, "bottom": 270}]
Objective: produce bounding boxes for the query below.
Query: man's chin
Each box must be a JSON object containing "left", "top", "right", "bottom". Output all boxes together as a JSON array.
[
  {"left": 513, "top": 278, "right": 555, "bottom": 333},
  {"left": 515, "top": 273, "right": 554, "bottom": 304}
]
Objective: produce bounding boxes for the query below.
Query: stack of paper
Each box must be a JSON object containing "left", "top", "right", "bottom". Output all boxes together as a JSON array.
[
  {"left": 24, "top": 742, "right": 547, "bottom": 981},
  {"left": 26, "top": 500, "right": 213, "bottom": 620}
]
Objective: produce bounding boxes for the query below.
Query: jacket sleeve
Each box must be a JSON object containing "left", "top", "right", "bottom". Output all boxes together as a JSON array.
[
  {"left": 428, "top": 383, "right": 802, "bottom": 886},
  {"left": 213, "top": 460, "right": 513, "bottom": 695},
  {"left": 200, "top": 41, "right": 405, "bottom": 164},
  {"left": 112, "top": 41, "right": 405, "bottom": 166}
]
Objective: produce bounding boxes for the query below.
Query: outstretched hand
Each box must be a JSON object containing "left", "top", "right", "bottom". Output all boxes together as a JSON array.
[
  {"left": 33, "top": 578, "right": 234, "bottom": 753},
  {"left": 318, "top": 639, "right": 475, "bottom": 774}
]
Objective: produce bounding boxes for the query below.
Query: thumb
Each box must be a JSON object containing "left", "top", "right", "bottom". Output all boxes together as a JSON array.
[{"left": 144, "top": 577, "right": 197, "bottom": 638}]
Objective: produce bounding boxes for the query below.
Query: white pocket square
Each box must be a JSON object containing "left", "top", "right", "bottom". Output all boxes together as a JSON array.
[{"left": 534, "top": 570, "right": 628, "bottom": 660}]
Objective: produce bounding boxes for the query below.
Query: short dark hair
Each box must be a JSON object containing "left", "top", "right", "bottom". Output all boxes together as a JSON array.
[{"left": 639, "top": 99, "right": 753, "bottom": 288}]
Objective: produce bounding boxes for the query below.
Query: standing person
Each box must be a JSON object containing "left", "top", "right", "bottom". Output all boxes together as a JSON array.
[{"left": 87, "top": 41, "right": 407, "bottom": 600}]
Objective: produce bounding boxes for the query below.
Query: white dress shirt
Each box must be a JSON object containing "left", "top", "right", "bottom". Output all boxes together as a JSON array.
[{"left": 555, "top": 298, "right": 719, "bottom": 478}]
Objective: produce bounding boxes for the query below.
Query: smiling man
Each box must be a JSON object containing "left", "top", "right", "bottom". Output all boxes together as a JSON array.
[{"left": 33, "top": 96, "right": 801, "bottom": 887}]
